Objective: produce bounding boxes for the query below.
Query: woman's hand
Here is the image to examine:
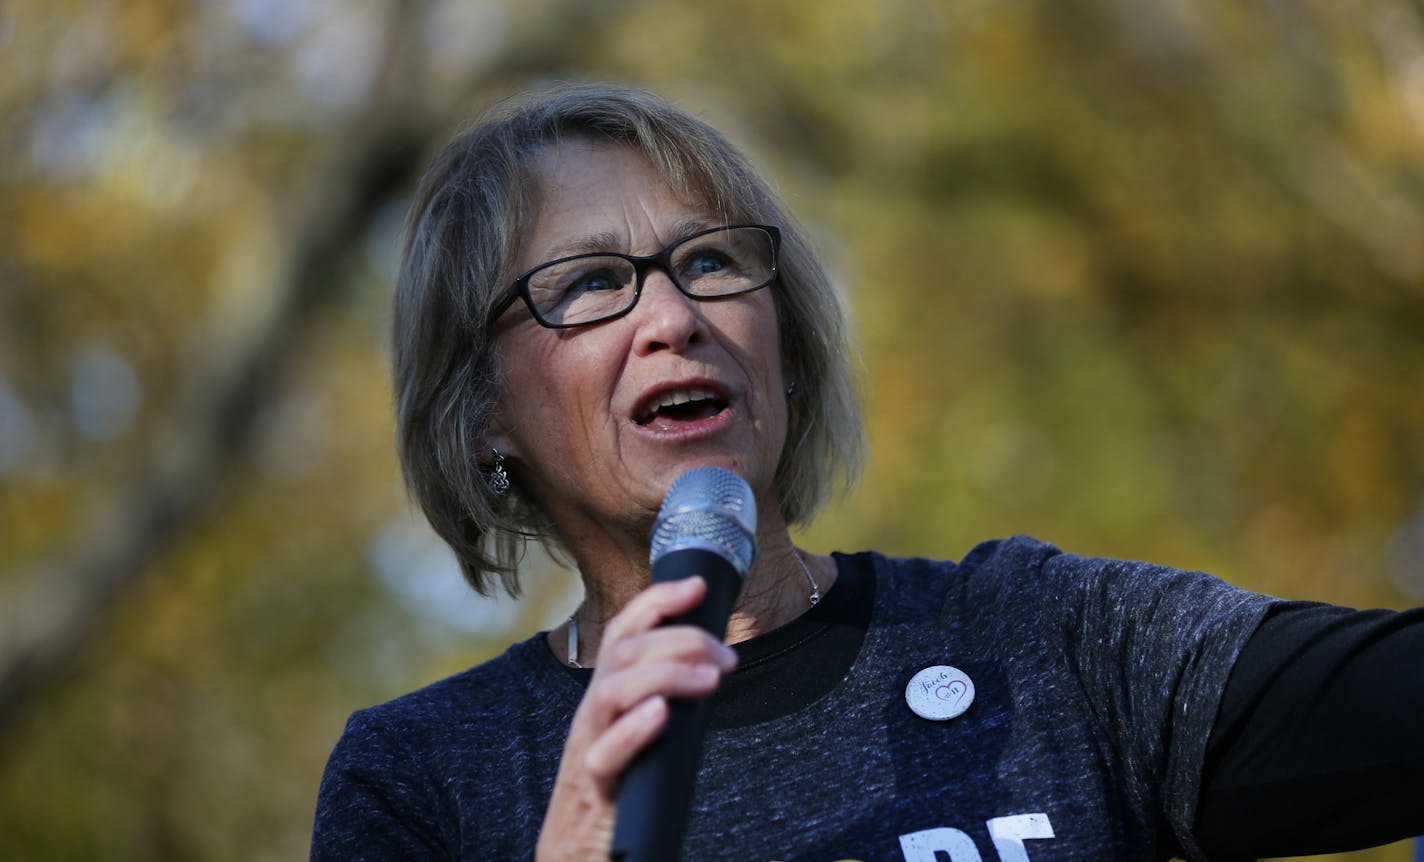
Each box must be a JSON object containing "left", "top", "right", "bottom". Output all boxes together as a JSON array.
[{"left": 534, "top": 576, "right": 739, "bottom": 862}]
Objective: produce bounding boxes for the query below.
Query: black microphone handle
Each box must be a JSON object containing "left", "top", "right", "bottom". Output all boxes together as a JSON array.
[{"left": 609, "top": 548, "right": 743, "bottom": 862}]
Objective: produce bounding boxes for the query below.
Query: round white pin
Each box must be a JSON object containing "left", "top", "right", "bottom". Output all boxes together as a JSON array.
[{"left": 905, "top": 665, "right": 975, "bottom": 721}]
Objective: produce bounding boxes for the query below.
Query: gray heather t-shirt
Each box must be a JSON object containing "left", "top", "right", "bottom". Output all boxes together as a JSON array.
[{"left": 312, "top": 536, "right": 1277, "bottom": 861}]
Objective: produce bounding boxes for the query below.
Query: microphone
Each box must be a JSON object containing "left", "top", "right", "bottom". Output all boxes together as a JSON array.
[{"left": 609, "top": 466, "right": 757, "bottom": 862}]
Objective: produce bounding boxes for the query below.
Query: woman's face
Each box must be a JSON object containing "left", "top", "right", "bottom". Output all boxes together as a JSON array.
[{"left": 487, "top": 141, "right": 787, "bottom": 542}]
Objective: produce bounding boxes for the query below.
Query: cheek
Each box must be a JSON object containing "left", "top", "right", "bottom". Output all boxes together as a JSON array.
[
  {"left": 750, "top": 307, "right": 786, "bottom": 393},
  {"left": 734, "top": 312, "right": 788, "bottom": 431},
  {"left": 492, "top": 335, "right": 566, "bottom": 454},
  {"left": 508, "top": 338, "right": 621, "bottom": 444}
]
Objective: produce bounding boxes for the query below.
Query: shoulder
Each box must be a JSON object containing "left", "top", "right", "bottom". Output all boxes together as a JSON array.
[
  {"left": 860, "top": 535, "right": 1276, "bottom": 641},
  {"left": 868, "top": 533, "right": 1271, "bottom": 599},
  {"left": 329, "top": 633, "right": 575, "bottom": 774},
  {"left": 862, "top": 535, "right": 1062, "bottom": 584},
  {"left": 854, "top": 535, "right": 1065, "bottom": 612},
  {"left": 314, "top": 634, "right": 575, "bottom": 856},
  {"left": 358, "top": 640, "right": 522, "bottom": 723}
]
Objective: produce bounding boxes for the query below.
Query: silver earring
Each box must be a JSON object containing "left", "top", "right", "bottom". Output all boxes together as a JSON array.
[
  {"left": 488, "top": 449, "right": 510, "bottom": 496},
  {"left": 785, "top": 381, "right": 797, "bottom": 397}
]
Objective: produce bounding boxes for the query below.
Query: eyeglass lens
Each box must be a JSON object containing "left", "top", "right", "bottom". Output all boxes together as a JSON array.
[{"left": 524, "top": 226, "right": 775, "bottom": 327}]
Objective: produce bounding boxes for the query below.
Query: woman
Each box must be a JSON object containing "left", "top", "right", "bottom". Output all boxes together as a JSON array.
[{"left": 313, "top": 84, "right": 1423, "bottom": 861}]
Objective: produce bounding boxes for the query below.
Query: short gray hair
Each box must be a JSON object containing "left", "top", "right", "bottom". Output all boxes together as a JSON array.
[{"left": 394, "top": 83, "right": 862, "bottom": 596}]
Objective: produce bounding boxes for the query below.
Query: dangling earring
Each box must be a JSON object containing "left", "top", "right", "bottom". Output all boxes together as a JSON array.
[
  {"left": 488, "top": 449, "right": 510, "bottom": 496},
  {"left": 785, "top": 380, "right": 797, "bottom": 398}
]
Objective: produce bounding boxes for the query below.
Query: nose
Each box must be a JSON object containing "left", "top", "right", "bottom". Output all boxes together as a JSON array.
[{"left": 631, "top": 268, "right": 704, "bottom": 355}]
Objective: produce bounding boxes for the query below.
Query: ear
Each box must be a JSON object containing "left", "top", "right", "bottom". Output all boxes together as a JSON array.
[{"left": 482, "top": 414, "right": 521, "bottom": 463}]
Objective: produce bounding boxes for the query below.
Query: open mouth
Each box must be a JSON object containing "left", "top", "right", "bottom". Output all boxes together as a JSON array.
[{"left": 634, "top": 386, "right": 730, "bottom": 431}]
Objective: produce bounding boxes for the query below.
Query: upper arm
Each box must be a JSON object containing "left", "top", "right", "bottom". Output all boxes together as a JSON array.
[
  {"left": 1195, "top": 602, "right": 1424, "bottom": 859},
  {"left": 1036, "top": 549, "right": 1276, "bottom": 856},
  {"left": 311, "top": 711, "right": 450, "bottom": 861}
]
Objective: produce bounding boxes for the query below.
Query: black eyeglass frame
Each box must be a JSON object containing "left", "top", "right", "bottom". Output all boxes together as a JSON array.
[{"left": 485, "top": 224, "right": 782, "bottom": 330}]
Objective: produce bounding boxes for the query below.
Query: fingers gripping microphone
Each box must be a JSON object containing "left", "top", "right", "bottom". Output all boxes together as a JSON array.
[{"left": 610, "top": 467, "right": 757, "bottom": 862}]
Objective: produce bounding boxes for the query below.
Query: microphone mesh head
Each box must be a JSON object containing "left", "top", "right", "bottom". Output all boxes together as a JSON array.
[{"left": 649, "top": 467, "right": 757, "bottom": 576}]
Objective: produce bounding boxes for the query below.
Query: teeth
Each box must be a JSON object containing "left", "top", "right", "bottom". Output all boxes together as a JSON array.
[{"left": 641, "top": 387, "right": 717, "bottom": 420}]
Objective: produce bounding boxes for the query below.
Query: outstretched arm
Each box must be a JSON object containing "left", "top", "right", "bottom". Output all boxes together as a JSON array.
[{"left": 1196, "top": 602, "right": 1424, "bottom": 859}]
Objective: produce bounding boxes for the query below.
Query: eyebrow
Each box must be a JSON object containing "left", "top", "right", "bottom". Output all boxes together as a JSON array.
[
  {"left": 540, "top": 218, "right": 715, "bottom": 261},
  {"left": 544, "top": 231, "right": 622, "bottom": 260},
  {"left": 668, "top": 218, "right": 713, "bottom": 243}
]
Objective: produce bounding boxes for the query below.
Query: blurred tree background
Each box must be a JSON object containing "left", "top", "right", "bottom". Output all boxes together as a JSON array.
[{"left": 1, "top": 0, "right": 1421, "bottom": 859}]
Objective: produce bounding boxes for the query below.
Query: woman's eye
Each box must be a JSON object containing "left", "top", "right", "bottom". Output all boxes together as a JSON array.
[
  {"left": 683, "top": 251, "right": 730, "bottom": 276},
  {"left": 567, "top": 269, "right": 622, "bottom": 293}
]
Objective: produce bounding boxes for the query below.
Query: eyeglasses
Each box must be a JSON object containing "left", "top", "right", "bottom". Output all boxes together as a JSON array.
[{"left": 486, "top": 224, "right": 781, "bottom": 330}]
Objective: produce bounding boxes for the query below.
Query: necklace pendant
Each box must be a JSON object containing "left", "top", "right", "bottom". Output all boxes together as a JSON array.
[
  {"left": 794, "top": 550, "right": 822, "bottom": 607},
  {"left": 566, "top": 614, "right": 582, "bottom": 668}
]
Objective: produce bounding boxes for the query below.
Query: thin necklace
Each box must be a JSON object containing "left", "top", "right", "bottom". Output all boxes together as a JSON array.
[
  {"left": 794, "top": 551, "right": 822, "bottom": 606},
  {"left": 565, "top": 553, "right": 821, "bottom": 668}
]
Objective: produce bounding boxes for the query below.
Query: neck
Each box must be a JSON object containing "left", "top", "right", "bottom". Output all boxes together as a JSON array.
[
  {"left": 723, "top": 530, "right": 821, "bottom": 643},
  {"left": 557, "top": 510, "right": 834, "bottom": 667}
]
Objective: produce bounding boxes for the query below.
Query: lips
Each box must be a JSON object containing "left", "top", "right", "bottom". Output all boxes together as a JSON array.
[{"left": 633, "top": 382, "right": 731, "bottom": 432}]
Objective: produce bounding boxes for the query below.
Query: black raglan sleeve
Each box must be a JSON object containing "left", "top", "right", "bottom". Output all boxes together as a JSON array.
[{"left": 1195, "top": 601, "right": 1424, "bottom": 860}]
